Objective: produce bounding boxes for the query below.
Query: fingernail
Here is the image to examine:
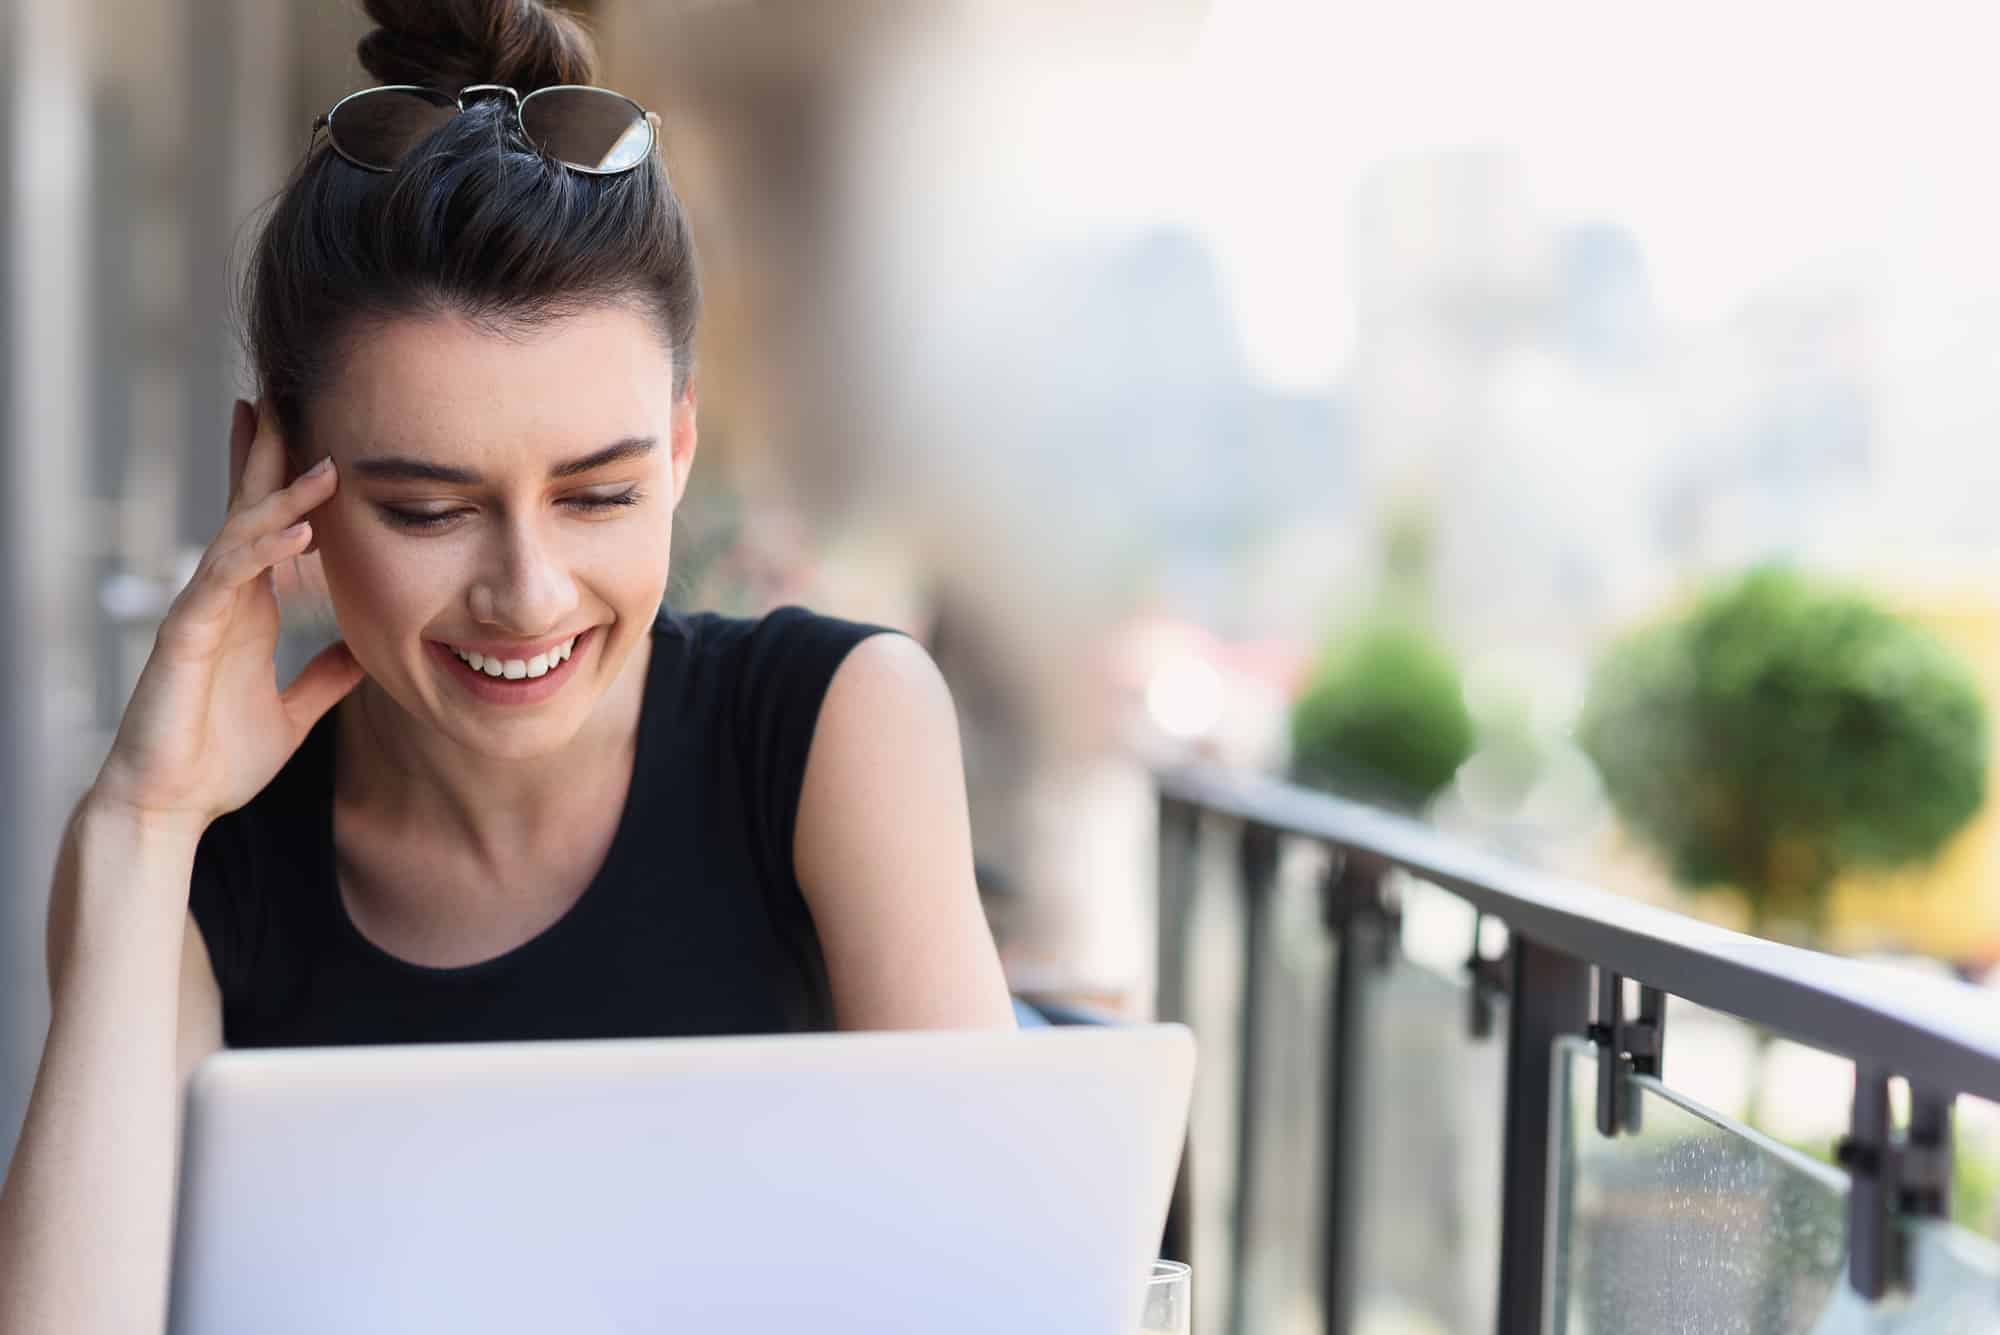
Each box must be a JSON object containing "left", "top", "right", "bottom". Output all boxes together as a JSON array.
[{"left": 307, "top": 456, "right": 334, "bottom": 477}]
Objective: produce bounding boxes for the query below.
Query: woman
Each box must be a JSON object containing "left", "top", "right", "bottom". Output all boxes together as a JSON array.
[{"left": 0, "top": 2, "right": 1015, "bottom": 1329}]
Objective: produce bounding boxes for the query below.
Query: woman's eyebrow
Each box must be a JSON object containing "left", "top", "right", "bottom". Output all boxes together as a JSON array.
[{"left": 350, "top": 436, "right": 658, "bottom": 484}]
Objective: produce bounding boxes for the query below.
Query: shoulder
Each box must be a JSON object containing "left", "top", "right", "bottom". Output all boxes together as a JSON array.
[
  {"left": 789, "top": 626, "right": 1017, "bottom": 1027},
  {"left": 661, "top": 601, "right": 913, "bottom": 718},
  {"left": 661, "top": 601, "right": 899, "bottom": 666},
  {"left": 812, "top": 632, "right": 954, "bottom": 744},
  {"left": 728, "top": 601, "right": 954, "bottom": 780},
  {"left": 794, "top": 629, "right": 962, "bottom": 876},
  {"left": 657, "top": 602, "right": 921, "bottom": 862}
]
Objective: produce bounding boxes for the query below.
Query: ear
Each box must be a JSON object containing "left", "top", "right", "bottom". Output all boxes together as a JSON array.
[
  {"left": 669, "top": 377, "right": 699, "bottom": 507},
  {"left": 226, "top": 399, "right": 254, "bottom": 507}
]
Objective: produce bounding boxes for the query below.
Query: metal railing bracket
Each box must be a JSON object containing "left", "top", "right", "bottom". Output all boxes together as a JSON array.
[{"left": 1589, "top": 971, "right": 1665, "bottom": 1137}]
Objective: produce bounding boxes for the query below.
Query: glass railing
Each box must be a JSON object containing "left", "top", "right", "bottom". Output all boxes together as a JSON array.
[
  {"left": 1551, "top": 1038, "right": 1849, "bottom": 1334},
  {"left": 1349, "top": 896, "right": 1505, "bottom": 1335},
  {"left": 1154, "top": 764, "right": 2000, "bottom": 1335}
]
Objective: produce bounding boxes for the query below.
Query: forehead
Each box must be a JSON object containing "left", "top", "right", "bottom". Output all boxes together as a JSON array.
[{"left": 321, "top": 303, "right": 675, "bottom": 460}]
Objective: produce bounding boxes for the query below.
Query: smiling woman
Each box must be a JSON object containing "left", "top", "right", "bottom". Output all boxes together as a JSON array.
[{"left": 0, "top": 2, "right": 1012, "bottom": 1331}]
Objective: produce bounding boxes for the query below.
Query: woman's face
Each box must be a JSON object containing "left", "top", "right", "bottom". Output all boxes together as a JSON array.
[{"left": 304, "top": 302, "right": 694, "bottom": 761}]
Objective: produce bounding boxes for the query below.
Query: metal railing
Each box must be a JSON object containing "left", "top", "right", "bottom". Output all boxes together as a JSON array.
[{"left": 1154, "top": 761, "right": 2000, "bottom": 1335}]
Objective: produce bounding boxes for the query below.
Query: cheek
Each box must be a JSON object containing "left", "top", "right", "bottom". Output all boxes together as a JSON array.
[
  {"left": 602, "top": 521, "right": 674, "bottom": 616},
  {"left": 315, "top": 512, "right": 453, "bottom": 635}
]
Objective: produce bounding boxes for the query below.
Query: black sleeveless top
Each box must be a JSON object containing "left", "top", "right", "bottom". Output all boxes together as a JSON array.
[{"left": 187, "top": 603, "right": 900, "bottom": 1048}]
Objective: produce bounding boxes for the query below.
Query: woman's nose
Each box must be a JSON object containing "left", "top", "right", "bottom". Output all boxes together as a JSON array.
[{"left": 470, "top": 521, "right": 580, "bottom": 634}]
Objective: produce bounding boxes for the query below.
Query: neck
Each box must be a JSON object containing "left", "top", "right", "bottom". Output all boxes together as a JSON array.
[{"left": 333, "top": 631, "right": 654, "bottom": 865}]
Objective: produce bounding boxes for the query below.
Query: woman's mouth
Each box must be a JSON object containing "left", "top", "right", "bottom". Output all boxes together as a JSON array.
[{"left": 427, "top": 627, "right": 594, "bottom": 706}]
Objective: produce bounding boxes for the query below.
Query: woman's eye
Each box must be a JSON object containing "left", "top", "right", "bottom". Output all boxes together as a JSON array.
[
  {"left": 378, "top": 489, "right": 643, "bottom": 532},
  {"left": 567, "top": 487, "right": 645, "bottom": 514},
  {"left": 380, "top": 507, "right": 464, "bottom": 530}
]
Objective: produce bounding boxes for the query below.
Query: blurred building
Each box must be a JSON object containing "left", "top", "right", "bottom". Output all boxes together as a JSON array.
[{"left": 1342, "top": 149, "right": 1670, "bottom": 656}]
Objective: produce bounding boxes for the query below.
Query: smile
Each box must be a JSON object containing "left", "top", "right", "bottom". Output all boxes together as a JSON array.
[
  {"left": 428, "top": 628, "right": 595, "bottom": 705},
  {"left": 448, "top": 634, "right": 577, "bottom": 680}
]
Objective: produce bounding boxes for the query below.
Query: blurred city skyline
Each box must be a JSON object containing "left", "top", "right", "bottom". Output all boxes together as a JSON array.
[
  {"left": 1005, "top": 0, "right": 2000, "bottom": 619},
  {"left": 1041, "top": 0, "right": 2000, "bottom": 383}
]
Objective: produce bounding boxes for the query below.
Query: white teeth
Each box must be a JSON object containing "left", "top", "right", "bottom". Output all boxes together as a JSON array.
[{"left": 449, "top": 634, "right": 578, "bottom": 681}]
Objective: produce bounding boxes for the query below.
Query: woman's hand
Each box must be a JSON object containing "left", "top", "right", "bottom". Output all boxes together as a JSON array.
[{"left": 91, "top": 399, "right": 365, "bottom": 833}]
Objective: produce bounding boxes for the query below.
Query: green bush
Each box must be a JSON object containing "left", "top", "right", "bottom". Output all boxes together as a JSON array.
[
  {"left": 1290, "top": 619, "right": 1475, "bottom": 812},
  {"left": 1579, "top": 564, "right": 1988, "bottom": 936}
]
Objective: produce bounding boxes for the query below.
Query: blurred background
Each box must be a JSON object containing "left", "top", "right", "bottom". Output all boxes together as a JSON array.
[{"left": 7, "top": 1, "right": 2000, "bottom": 1330}]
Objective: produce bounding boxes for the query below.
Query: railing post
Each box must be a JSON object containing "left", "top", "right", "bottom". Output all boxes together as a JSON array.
[
  {"left": 1226, "top": 823, "right": 1281, "bottom": 1335},
  {"left": 1837, "top": 1074, "right": 1954, "bottom": 1303},
  {"left": 1495, "top": 937, "right": 1590, "bottom": 1335},
  {"left": 1320, "top": 851, "right": 1390, "bottom": 1335},
  {"left": 1902, "top": 1089, "right": 1954, "bottom": 1222},
  {"left": 1842, "top": 1067, "right": 1896, "bottom": 1301},
  {"left": 1155, "top": 794, "right": 1198, "bottom": 1025}
]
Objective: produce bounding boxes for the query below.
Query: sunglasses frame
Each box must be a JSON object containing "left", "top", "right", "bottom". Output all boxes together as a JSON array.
[{"left": 311, "top": 83, "right": 662, "bottom": 176}]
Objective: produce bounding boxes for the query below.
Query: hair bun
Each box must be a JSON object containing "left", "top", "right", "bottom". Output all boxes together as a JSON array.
[{"left": 357, "top": 0, "right": 597, "bottom": 93}]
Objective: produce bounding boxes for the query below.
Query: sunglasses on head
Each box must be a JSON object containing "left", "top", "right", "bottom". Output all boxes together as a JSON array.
[{"left": 311, "top": 83, "right": 661, "bottom": 176}]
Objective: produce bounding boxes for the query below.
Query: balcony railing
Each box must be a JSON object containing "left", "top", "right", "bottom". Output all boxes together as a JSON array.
[{"left": 1153, "top": 762, "right": 2000, "bottom": 1335}]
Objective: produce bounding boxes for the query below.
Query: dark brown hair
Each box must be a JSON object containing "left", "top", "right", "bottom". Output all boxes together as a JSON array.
[{"left": 242, "top": 0, "right": 700, "bottom": 456}]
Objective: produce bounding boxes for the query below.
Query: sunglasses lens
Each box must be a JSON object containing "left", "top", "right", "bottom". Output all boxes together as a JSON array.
[
  {"left": 328, "top": 87, "right": 457, "bottom": 170},
  {"left": 521, "top": 87, "right": 653, "bottom": 173}
]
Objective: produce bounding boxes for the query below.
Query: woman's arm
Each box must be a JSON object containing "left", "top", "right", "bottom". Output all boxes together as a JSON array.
[
  {"left": 0, "top": 794, "right": 224, "bottom": 1335},
  {"left": 793, "top": 634, "right": 1017, "bottom": 1030},
  {"left": 3, "top": 399, "right": 353, "bottom": 1333}
]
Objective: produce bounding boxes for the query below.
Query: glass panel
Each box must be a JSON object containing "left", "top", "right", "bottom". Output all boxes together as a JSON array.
[
  {"left": 1552, "top": 1037, "right": 1850, "bottom": 1334},
  {"left": 1175, "top": 810, "right": 1252, "bottom": 1335},
  {"left": 1233, "top": 842, "right": 1337, "bottom": 1335},
  {"left": 1805, "top": 1217, "right": 2000, "bottom": 1334},
  {"left": 1349, "top": 877, "right": 1506, "bottom": 1335},
  {"left": 1177, "top": 820, "right": 1335, "bottom": 1335}
]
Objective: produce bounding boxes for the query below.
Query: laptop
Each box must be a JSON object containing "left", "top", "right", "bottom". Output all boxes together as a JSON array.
[{"left": 167, "top": 1024, "right": 1195, "bottom": 1334}]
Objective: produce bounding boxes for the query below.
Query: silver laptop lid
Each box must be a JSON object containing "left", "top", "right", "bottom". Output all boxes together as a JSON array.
[{"left": 169, "top": 1024, "right": 1194, "bottom": 1335}]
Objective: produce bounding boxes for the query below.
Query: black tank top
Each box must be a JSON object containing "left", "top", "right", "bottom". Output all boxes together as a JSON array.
[{"left": 187, "top": 603, "right": 900, "bottom": 1048}]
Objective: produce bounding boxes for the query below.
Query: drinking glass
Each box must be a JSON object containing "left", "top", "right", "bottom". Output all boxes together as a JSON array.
[{"left": 1140, "top": 1259, "right": 1191, "bottom": 1335}]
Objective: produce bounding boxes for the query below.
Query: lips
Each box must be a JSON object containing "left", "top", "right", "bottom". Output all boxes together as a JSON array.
[
  {"left": 428, "top": 626, "right": 595, "bottom": 706},
  {"left": 446, "top": 633, "right": 579, "bottom": 680}
]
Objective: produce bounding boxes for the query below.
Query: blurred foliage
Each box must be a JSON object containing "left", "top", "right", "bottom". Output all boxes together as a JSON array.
[
  {"left": 1290, "top": 618, "right": 1475, "bottom": 811},
  {"left": 1954, "top": 1133, "right": 2000, "bottom": 1238},
  {"left": 1579, "top": 563, "right": 1988, "bottom": 937}
]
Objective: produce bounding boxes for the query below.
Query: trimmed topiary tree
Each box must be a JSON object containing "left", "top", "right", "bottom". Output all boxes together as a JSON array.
[
  {"left": 1290, "top": 618, "right": 1476, "bottom": 813},
  {"left": 1578, "top": 563, "right": 1988, "bottom": 942}
]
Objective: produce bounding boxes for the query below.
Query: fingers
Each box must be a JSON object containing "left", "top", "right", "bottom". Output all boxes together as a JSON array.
[
  {"left": 218, "top": 453, "right": 336, "bottom": 554},
  {"left": 167, "top": 519, "right": 316, "bottom": 633},
  {"left": 281, "top": 639, "right": 367, "bottom": 740},
  {"left": 169, "top": 407, "right": 338, "bottom": 641}
]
